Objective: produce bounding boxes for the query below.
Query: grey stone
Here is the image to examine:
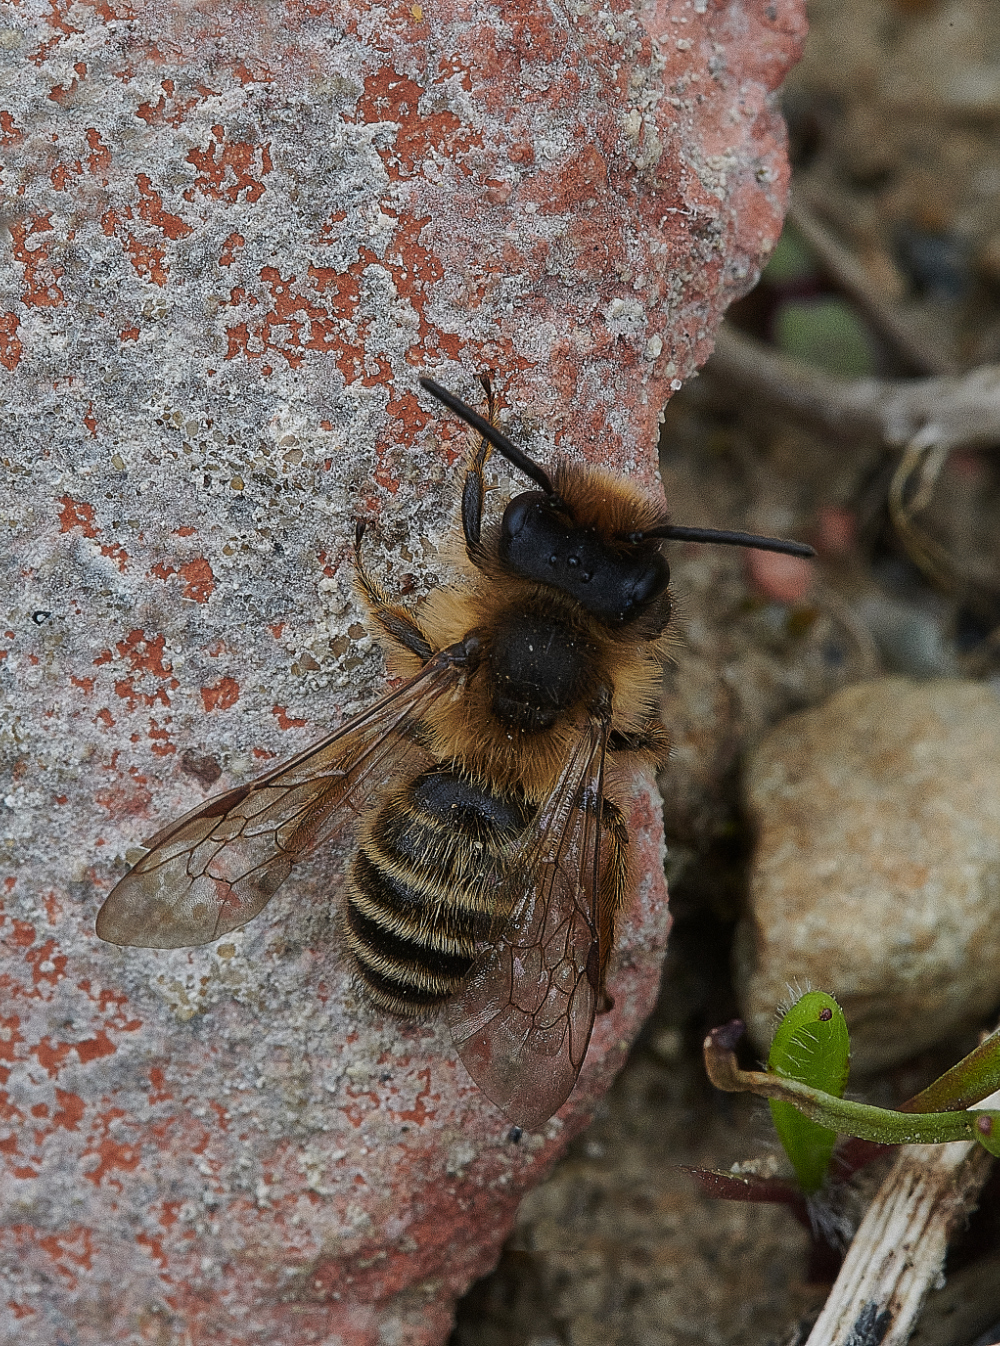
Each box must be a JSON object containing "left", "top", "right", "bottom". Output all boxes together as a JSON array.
[{"left": 736, "top": 678, "right": 1000, "bottom": 1070}]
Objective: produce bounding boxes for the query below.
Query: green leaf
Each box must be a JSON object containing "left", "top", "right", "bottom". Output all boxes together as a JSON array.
[
  {"left": 762, "top": 226, "right": 816, "bottom": 283},
  {"left": 706, "top": 1018, "right": 1000, "bottom": 1156},
  {"left": 774, "top": 297, "right": 875, "bottom": 377},
  {"left": 767, "top": 991, "right": 850, "bottom": 1193},
  {"left": 903, "top": 1022, "right": 1000, "bottom": 1114}
]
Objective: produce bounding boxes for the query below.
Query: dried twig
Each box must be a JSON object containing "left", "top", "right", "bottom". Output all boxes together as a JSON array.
[
  {"left": 802, "top": 1092, "right": 1000, "bottom": 1346},
  {"left": 887, "top": 440, "right": 956, "bottom": 588},
  {"left": 708, "top": 325, "right": 1000, "bottom": 587},
  {"left": 708, "top": 326, "right": 1000, "bottom": 456},
  {"left": 786, "top": 197, "right": 959, "bottom": 378}
]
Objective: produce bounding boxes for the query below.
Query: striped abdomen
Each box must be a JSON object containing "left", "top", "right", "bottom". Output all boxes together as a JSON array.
[{"left": 345, "top": 768, "right": 533, "bottom": 1017}]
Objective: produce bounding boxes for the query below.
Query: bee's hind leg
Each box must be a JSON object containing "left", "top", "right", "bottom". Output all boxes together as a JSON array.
[
  {"left": 595, "top": 796, "right": 629, "bottom": 1012},
  {"left": 353, "top": 521, "right": 435, "bottom": 663}
]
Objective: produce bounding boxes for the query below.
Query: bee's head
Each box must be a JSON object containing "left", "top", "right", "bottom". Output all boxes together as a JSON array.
[
  {"left": 418, "top": 376, "right": 815, "bottom": 632},
  {"left": 498, "top": 489, "right": 671, "bottom": 629}
]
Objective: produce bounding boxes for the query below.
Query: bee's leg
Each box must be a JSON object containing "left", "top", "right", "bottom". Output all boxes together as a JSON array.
[
  {"left": 609, "top": 722, "right": 671, "bottom": 763},
  {"left": 461, "top": 372, "right": 498, "bottom": 556},
  {"left": 596, "top": 711, "right": 669, "bottom": 1006},
  {"left": 596, "top": 797, "right": 629, "bottom": 1012},
  {"left": 353, "top": 522, "right": 434, "bottom": 663}
]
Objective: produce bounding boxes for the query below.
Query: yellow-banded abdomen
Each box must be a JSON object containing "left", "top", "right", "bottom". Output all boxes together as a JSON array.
[{"left": 344, "top": 767, "right": 533, "bottom": 1016}]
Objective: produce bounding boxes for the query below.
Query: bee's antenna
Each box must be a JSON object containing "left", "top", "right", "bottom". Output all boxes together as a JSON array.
[
  {"left": 419, "top": 377, "right": 555, "bottom": 496},
  {"left": 636, "top": 524, "right": 816, "bottom": 559},
  {"left": 419, "top": 379, "right": 815, "bottom": 560}
]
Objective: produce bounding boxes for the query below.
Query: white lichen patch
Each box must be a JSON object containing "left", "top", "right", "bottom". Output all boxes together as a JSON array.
[{"left": 147, "top": 932, "right": 254, "bottom": 1020}]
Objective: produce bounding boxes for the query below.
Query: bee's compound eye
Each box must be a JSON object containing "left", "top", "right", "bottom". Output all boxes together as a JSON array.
[
  {"left": 501, "top": 491, "right": 548, "bottom": 545},
  {"left": 620, "top": 553, "right": 670, "bottom": 619}
]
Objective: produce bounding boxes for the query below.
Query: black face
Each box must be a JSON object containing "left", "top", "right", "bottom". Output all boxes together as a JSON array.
[{"left": 498, "top": 491, "right": 670, "bottom": 628}]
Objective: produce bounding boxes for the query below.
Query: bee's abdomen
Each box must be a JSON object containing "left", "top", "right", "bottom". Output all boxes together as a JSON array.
[{"left": 345, "top": 768, "right": 532, "bottom": 1017}]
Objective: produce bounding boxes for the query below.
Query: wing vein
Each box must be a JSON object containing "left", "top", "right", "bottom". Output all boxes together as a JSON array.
[
  {"left": 95, "top": 646, "right": 470, "bottom": 949},
  {"left": 447, "top": 711, "right": 613, "bottom": 1129}
]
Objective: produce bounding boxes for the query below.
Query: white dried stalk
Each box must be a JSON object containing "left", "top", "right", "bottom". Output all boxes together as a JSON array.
[
  {"left": 804, "top": 1094, "right": 1000, "bottom": 1346},
  {"left": 709, "top": 326, "right": 1000, "bottom": 456}
]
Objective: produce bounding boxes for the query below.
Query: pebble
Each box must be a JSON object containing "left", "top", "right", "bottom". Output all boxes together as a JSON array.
[
  {"left": 735, "top": 678, "right": 1000, "bottom": 1071},
  {"left": 745, "top": 548, "right": 815, "bottom": 605}
]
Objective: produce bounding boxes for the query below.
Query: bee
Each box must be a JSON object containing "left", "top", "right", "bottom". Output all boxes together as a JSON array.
[{"left": 96, "top": 376, "right": 814, "bottom": 1129}]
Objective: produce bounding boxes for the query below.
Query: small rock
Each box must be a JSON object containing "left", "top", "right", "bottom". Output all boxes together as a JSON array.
[
  {"left": 745, "top": 548, "right": 815, "bottom": 605},
  {"left": 735, "top": 678, "right": 1000, "bottom": 1071}
]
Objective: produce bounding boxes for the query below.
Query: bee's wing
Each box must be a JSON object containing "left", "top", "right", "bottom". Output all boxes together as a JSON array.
[
  {"left": 95, "top": 648, "right": 468, "bottom": 949},
  {"left": 447, "top": 715, "right": 611, "bottom": 1129}
]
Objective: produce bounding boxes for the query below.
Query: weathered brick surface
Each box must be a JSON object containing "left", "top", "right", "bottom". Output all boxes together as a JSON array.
[{"left": 0, "top": 1, "right": 804, "bottom": 1340}]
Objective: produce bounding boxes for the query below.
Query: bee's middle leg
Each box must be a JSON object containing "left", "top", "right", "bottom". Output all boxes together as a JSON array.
[{"left": 354, "top": 522, "right": 435, "bottom": 663}]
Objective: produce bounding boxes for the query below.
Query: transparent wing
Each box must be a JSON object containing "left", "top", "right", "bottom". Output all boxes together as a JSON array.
[
  {"left": 95, "top": 647, "right": 470, "bottom": 949},
  {"left": 447, "top": 715, "right": 611, "bottom": 1129}
]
